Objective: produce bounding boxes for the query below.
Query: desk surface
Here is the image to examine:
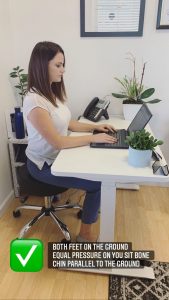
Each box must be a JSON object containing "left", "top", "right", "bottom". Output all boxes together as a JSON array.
[
  {"left": 51, "top": 117, "right": 168, "bottom": 277},
  {"left": 51, "top": 117, "right": 169, "bottom": 184}
]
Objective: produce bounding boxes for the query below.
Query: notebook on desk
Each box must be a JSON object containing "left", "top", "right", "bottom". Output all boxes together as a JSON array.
[{"left": 90, "top": 104, "right": 152, "bottom": 149}]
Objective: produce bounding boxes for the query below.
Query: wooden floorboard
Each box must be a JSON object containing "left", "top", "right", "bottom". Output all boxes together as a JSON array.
[{"left": 0, "top": 186, "right": 168, "bottom": 299}]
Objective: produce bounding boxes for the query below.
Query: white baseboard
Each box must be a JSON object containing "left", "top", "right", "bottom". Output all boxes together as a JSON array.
[
  {"left": 116, "top": 183, "right": 140, "bottom": 190},
  {"left": 0, "top": 190, "right": 14, "bottom": 217},
  {"left": 140, "top": 182, "right": 169, "bottom": 187},
  {"left": 116, "top": 182, "right": 169, "bottom": 189}
]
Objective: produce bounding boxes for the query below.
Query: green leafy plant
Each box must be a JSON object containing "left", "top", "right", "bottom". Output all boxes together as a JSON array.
[
  {"left": 125, "top": 129, "right": 163, "bottom": 150},
  {"left": 112, "top": 54, "right": 162, "bottom": 104},
  {"left": 10, "top": 66, "right": 28, "bottom": 105}
]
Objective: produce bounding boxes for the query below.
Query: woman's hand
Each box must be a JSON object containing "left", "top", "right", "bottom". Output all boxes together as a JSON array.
[
  {"left": 91, "top": 133, "right": 117, "bottom": 144},
  {"left": 94, "top": 124, "right": 116, "bottom": 133}
]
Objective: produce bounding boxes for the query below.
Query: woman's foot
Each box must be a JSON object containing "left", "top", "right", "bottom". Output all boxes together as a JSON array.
[
  {"left": 78, "top": 223, "right": 98, "bottom": 242},
  {"left": 76, "top": 235, "right": 98, "bottom": 243}
]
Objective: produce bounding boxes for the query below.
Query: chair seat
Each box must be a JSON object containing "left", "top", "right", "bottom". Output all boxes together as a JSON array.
[
  {"left": 17, "top": 164, "right": 67, "bottom": 197},
  {"left": 14, "top": 164, "right": 82, "bottom": 240}
]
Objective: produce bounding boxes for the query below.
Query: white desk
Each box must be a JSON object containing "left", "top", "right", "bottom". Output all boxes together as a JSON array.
[
  {"left": 51, "top": 117, "right": 169, "bottom": 278},
  {"left": 51, "top": 117, "right": 169, "bottom": 242}
]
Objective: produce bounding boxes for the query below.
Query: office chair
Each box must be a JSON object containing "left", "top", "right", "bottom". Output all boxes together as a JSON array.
[{"left": 13, "top": 164, "right": 82, "bottom": 240}]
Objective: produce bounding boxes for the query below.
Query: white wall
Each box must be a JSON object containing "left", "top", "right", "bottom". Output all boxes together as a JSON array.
[
  {"left": 0, "top": 0, "right": 168, "bottom": 208},
  {"left": 0, "top": 0, "right": 15, "bottom": 207},
  {"left": 8, "top": 0, "right": 169, "bottom": 164}
]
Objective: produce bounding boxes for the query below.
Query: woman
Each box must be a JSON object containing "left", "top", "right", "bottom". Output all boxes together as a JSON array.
[{"left": 23, "top": 41, "right": 117, "bottom": 242}]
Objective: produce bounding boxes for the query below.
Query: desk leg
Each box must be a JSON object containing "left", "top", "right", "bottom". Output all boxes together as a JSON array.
[
  {"left": 99, "top": 182, "right": 116, "bottom": 242},
  {"left": 62, "top": 181, "right": 155, "bottom": 279}
]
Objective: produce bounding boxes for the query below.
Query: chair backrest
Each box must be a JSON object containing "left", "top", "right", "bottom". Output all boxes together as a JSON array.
[{"left": 17, "top": 165, "right": 67, "bottom": 197}]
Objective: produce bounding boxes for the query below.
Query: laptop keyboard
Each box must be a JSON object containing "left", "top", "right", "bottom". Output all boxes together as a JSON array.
[
  {"left": 105, "top": 130, "right": 127, "bottom": 147},
  {"left": 91, "top": 129, "right": 128, "bottom": 148}
]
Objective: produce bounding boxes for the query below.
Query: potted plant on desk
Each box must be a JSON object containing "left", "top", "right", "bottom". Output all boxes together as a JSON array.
[
  {"left": 112, "top": 53, "right": 162, "bottom": 120},
  {"left": 125, "top": 129, "right": 163, "bottom": 167}
]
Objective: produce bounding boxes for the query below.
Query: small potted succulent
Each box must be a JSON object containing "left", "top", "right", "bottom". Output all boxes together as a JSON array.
[
  {"left": 125, "top": 129, "right": 163, "bottom": 167},
  {"left": 112, "top": 53, "right": 162, "bottom": 120}
]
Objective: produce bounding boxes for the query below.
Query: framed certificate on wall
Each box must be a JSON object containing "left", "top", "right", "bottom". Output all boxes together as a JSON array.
[
  {"left": 157, "top": 0, "right": 169, "bottom": 29},
  {"left": 80, "top": 0, "right": 146, "bottom": 37}
]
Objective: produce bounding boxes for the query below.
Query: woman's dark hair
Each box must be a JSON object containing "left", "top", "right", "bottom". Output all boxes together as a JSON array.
[{"left": 27, "top": 41, "right": 66, "bottom": 106}]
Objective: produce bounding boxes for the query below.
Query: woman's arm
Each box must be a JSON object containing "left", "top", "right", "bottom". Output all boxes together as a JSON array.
[
  {"left": 27, "top": 108, "right": 117, "bottom": 150},
  {"left": 69, "top": 119, "right": 116, "bottom": 133},
  {"left": 69, "top": 120, "right": 95, "bottom": 132}
]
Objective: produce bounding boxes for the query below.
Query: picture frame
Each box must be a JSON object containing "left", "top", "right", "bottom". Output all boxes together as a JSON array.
[
  {"left": 80, "top": 0, "right": 146, "bottom": 37},
  {"left": 156, "top": 0, "right": 169, "bottom": 29}
]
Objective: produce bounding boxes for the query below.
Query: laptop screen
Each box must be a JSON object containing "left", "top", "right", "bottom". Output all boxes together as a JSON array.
[{"left": 127, "top": 104, "right": 152, "bottom": 132}]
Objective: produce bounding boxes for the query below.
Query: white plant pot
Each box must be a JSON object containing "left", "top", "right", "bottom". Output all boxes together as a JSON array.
[
  {"left": 128, "top": 146, "right": 152, "bottom": 168},
  {"left": 123, "top": 104, "right": 142, "bottom": 121}
]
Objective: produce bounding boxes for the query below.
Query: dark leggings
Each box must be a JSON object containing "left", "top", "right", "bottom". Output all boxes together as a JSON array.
[{"left": 27, "top": 159, "right": 101, "bottom": 224}]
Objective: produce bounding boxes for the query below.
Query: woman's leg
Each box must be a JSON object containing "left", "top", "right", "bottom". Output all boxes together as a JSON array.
[{"left": 27, "top": 159, "right": 101, "bottom": 241}]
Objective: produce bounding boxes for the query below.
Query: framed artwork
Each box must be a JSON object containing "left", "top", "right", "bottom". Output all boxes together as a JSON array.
[
  {"left": 80, "top": 0, "right": 146, "bottom": 37},
  {"left": 156, "top": 0, "right": 169, "bottom": 29}
]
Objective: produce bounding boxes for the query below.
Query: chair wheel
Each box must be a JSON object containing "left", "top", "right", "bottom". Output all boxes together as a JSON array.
[
  {"left": 77, "top": 209, "right": 82, "bottom": 219},
  {"left": 13, "top": 210, "right": 21, "bottom": 218},
  {"left": 20, "top": 196, "right": 28, "bottom": 203}
]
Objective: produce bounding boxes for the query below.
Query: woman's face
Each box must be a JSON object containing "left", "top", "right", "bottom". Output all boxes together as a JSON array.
[{"left": 48, "top": 52, "right": 65, "bottom": 83}]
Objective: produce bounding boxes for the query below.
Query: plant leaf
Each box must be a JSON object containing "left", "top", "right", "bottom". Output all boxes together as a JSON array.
[
  {"left": 126, "top": 129, "right": 163, "bottom": 150},
  {"left": 112, "top": 93, "right": 127, "bottom": 98},
  {"left": 114, "top": 77, "right": 127, "bottom": 89},
  {"left": 144, "top": 99, "right": 162, "bottom": 104},
  {"left": 9, "top": 72, "right": 17, "bottom": 76},
  {"left": 140, "top": 88, "right": 155, "bottom": 99},
  {"left": 10, "top": 74, "right": 18, "bottom": 78}
]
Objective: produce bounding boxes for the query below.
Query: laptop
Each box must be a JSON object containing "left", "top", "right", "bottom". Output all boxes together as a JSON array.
[{"left": 90, "top": 104, "right": 152, "bottom": 149}]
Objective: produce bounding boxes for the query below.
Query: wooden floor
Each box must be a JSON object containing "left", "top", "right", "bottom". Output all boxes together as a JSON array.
[{"left": 0, "top": 186, "right": 169, "bottom": 300}]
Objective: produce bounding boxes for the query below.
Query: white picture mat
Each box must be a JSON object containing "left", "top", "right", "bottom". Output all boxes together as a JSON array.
[{"left": 85, "top": 0, "right": 141, "bottom": 32}]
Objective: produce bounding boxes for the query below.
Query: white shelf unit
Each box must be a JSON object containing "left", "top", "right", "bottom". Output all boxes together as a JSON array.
[{"left": 8, "top": 136, "right": 28, "bottom": 197}]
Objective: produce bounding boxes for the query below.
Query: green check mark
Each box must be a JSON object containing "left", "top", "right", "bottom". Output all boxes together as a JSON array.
[
  {"left": 16, "top": 244, "right": 38, "bottom": 267},
  {"left": 10, "top": 239, "right": 43, "bottom": 272}
]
